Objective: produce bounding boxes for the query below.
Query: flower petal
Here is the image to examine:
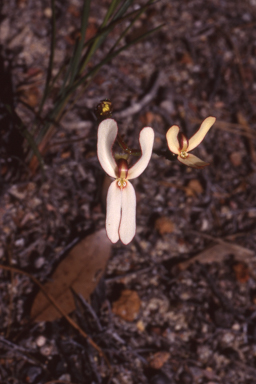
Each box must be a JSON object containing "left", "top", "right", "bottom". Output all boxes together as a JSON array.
[
  {"left": 119, "top": 181, "right": 136, "bottom": 245},
  {"left": 188, "top": 116, "right": 216, "bottom": 151},
  {"left": 97, "top": 118, "right": 118, "bottom": 178},
  {"left": 127, "top": 127, "right": 154, "bottom": 180},
  {"left": 106, "top": 180, "right": 122, "bottom": 243},
  {"left": 166, "top": 125, "right": 180, "bottom": 154},
  {"left": 177, "top": 153, "right": 210, "bottom": 169}
]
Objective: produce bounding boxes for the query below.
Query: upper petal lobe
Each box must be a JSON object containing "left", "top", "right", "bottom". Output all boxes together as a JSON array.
[
  {"left": 128, "top": 127, "right": 154, "bottom": 180},
  {"left": 188, "top": 116, "right": 216, "bottom": 152},
  {"left": 166, "top": 125, "right": 180, "bottom": 155},
  {"left": 97, "top": 119, "right": 118, "bottom": 178}
]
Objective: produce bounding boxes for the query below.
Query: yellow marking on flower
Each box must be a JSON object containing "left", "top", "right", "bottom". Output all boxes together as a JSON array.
[
  {"left": 180, "top": 151, "right": 188, "bottom": 159},
  {"left": 117, "top": 178, "right": 127, "bottom": 189}
]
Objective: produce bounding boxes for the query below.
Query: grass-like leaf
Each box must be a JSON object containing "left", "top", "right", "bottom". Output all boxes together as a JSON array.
[
  {"left": 26, "top": 0, "right": 163, "bottom": 170},
  {"left": 78, "top": 0, "right": 128, "bottom": 75},
  {"left": 38, "top": 0, "right": 56, "bottom": 116},
  {"left": 109, "top": 0, "right": 156, "bottom": 54},
  {"left": 71, "top": 23, "right": 165, "bottom": 92},
  {"left": 66, "top": 0, "right": 91, "bottom": 87}
]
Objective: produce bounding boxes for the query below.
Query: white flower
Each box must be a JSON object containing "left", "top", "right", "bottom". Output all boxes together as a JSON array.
[
  {"left": 97, "top": 118, "right": 154, "bottom": 245},
  {"left": 166, "top": 116, "right": 216, "bottom": 168}
]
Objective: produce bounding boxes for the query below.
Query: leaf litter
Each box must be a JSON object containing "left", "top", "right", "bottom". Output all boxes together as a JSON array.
[
  {"left": 31, "top": 229, "right": 111, "bottom": 322},
  {"left": 1, "top": 0, "right": 256, "bottom": 383}
]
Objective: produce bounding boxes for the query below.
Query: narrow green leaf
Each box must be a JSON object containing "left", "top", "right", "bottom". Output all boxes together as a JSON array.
[
  {"left": 112, "top": 0, "right": 134, "bottom": 20},
  {"left": 78, "top": 0, "right": 133, "bottom": 75},
  {"left": 40, "top": 23, "right": 164, "bottom": 135},
  {"left": 72, "top": 23, "right": 165, "bottom": 93},
  {"left": 27, "top": 0, "right": 163, "bottom": 164},
  {"left": 38, "top": 0, "right": 56, "bottom": 115},
  {"left": 68, "top": 0, "right": 91, "bottom": 85},
  {"left": 78, "top": 6, "right": 151, "bottom": 50},
  {"left": 102, "top": 0, "right": 122, "bottom": 27},
  {"left": 110, "top": 0, "right": 155, "bottom": 53}
]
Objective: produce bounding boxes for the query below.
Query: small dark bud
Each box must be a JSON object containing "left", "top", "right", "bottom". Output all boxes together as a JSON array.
[{"left": 94, "top": 99, "right": 113, "bottom": 121}]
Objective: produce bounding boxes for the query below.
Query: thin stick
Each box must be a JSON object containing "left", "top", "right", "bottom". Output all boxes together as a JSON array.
[
  {"left": 189, "top": 118, "right": 256, "bottom": 140},
  {"left": 114, "top": 71, "right": 162, "bottom": 120},
  {"left": 0, "top": 264, "right": 111, "bottom": 370},
  {"left": 45, "top": 381, "right": 79, "bottom": 384},
  {"left": 6, "top": 242, "right": 14, "bottom": 338}
]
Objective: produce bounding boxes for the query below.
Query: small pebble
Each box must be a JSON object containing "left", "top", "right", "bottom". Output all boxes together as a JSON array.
[
  {"left": 36, "top": 335, "right": 46, "bottom": 347},
  {"left": 58, "top": 374, "right": 71, "bottom": 381},
  {"left": 222, "top": 332, "right": 234, "bottom": 345},
  {"left": 44, "top": 7, "right": 52, "bottom": 18},
  {"left": 14, "top": 238, "right": 25, "bottom": 247},
  {"left": 35, "top": 257, "right": 45, "bottom": 269},
  {"left": 232, "top": 323, "right": 240, "bottom": 331},
  {"left": 136, "top": 320, "right": 145, "bottom": 332}
]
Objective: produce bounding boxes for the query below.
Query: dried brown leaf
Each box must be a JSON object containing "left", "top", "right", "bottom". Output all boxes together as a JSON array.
[
  {"left": 112, "top": 290, "right": 141, "bottom": 322},
  {"left": 148, "top": 351, "right": 170, "bottom": 369},
  {"left": 18, "top": 85, "right": 40, "bottom": 107},
  {"left": 155, "top": 216, "right": 175, "bottom": 235},
  {"left": 186, "top": 179, "right": 204, "bottom": 197},
  {"left": 179, "top": 243, "right": 254, "bottom": 271},
  {"left": 232, "top": 262, "right": 250, "bottom": 283},
  {"left": 31, "top": 229, "right": 111, "bottom": 322}
]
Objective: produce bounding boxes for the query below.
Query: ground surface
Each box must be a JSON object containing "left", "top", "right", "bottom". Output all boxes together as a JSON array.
[{"left": 0, "top": 0, "right": 256, "bottom": 383}]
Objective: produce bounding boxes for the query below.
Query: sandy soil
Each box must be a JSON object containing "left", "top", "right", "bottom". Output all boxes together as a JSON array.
[{"left": 0, "top": 0, "right": 256, "bottom": 383}]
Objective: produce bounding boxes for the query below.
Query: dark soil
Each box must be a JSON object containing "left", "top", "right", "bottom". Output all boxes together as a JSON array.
[{"left": 0, "top": 0, "right": 256, "bottom": 383}]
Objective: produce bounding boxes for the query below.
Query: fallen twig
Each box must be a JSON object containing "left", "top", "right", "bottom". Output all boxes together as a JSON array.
[
  {"left": 114, "top": 71, "right": 162, "bottom": 119},
  {"left": 0, "top": 336, "right": 47, "bottom": 369},
  {"left": 190, "top": 118, "right": 256, "bottom": 140},
  {"left": 0, "top": 264, "right": 111, "bottom": 371}
]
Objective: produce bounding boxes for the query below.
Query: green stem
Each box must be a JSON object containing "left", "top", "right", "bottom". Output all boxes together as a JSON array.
[{"left": 116, "top": 134, "right": 140, "bottom": 156}]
